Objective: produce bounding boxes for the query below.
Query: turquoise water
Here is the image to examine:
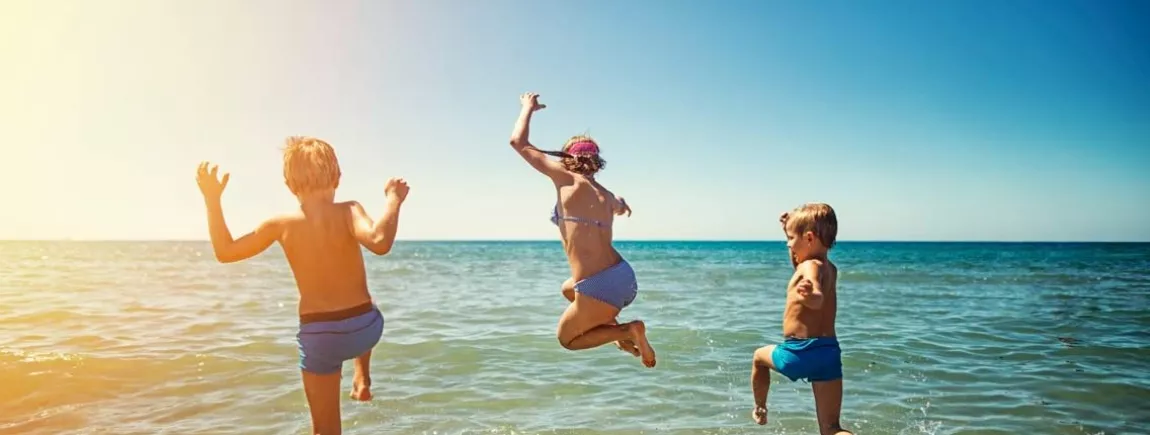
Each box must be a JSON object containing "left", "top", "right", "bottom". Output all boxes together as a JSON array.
[{"left": 1, "top": 241, "right": 1148, "bottom": 434}]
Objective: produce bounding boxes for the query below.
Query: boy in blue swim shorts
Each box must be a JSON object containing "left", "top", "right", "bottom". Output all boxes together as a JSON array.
[
  {"left": 751, "top": 203, "right": 851, "bottom": 435},
  {"left": 196, "top": 137, "right": 409, "bottom": 435}
]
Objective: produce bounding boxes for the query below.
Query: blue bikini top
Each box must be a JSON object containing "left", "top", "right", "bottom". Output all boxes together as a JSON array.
[{"left": 550, "top": 203, "right": 610, "bottom": 228}]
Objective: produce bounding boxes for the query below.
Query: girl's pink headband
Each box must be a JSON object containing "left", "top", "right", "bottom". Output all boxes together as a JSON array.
[{"left": 565, "top": 141, "right": 600, "bottom": 156}]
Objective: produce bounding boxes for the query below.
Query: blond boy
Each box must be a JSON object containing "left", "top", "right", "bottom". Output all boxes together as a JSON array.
[
  {"left": 195, "top": 136, "right": 409, "bottom": 435},
  {"left": 751, "top": 203, "right": 850, "bottom": 435}
]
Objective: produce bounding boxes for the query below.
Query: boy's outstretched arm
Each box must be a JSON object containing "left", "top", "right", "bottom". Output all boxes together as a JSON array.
[
  {"left": 197, "top": 161, "right": 282, "bottom": 263},
  {"left": 794, "top": 260, "right": 826, "bottom": 309},
  {"left": 204, "top": 200, "right": 283, "bottom": 263},
  {"left": 350, "top": 178, "right": 409, "bottom": 255}
]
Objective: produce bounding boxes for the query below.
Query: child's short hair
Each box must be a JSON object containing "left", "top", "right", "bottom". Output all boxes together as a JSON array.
[
  {"left": 561, "top": 135, "right": 606, "bottom": 175},
  {"left": 786, "top": 203, "right": 838, "bottom": 249},
  {"left": 283, "top": 136, "right": 341, "bottom": 195}
]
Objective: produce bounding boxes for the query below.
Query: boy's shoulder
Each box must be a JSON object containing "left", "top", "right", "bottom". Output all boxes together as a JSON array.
[
  {"left": 797, "top": 258, "right": 826, "bottom": 269},
  {"left": 797, "top": 258, "right": 837, "bottom": 279},
  {"left": 339, "top": 200, "right": 372, "bottom": 218},
  {"left": 336, "top": 200, "right": 366, "bottom": 210},
  {"left": 802, "top": 257, "right": 836, "bottom": 268}
]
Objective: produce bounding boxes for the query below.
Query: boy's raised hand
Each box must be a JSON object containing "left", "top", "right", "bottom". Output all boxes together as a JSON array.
[
  {"left": 196, "top": 161, "right": 230, "bottom": 200},
  {"left": 385, "top": 177, "right": 410, "bottom": 203}
]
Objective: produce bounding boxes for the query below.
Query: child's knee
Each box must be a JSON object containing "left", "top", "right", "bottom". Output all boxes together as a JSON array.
[
  {"left": 556, "top": 333, "right": 577, "bottom": 350},
  {"left": 561, "top": 278, "right": 576, "bottom": 300},
  {"left": 753, "top": 345, "right": 776, "bottom": 368},
  {"left": 555, "top": 319, "right": 587, "bottom": 350},
  {"left": 555, "top": 323, "right": 573, "bottom": 349}
]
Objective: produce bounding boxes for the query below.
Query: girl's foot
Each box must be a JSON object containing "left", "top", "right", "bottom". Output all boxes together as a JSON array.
[
  {"left": 616, "top": 339, "right": 641, "bottom": 357},
  {"left": 627, "top": 321, "right": 657, "bottom": 368}
]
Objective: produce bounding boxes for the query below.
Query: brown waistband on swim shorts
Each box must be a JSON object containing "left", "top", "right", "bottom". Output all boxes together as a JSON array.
[{"left": 299, "top": 301, "right": 376, "bottom": 325}]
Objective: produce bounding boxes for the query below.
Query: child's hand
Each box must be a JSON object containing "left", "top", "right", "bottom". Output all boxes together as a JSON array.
[
  {"left": 520, "top": 92, "right": 546, "bottom": 112},
  {"left": 196, "top": 161, "right": 230, "bottom": 200},
  {"left": 779, "top": 211, "right": 789, "bottom": 227},
  {"left": 616, "top": 197, "right": 633, "bottom": 217},
  {"left": 795, "top": 278, "right": 814, "bottom": 297},
  {"left": 385, "top": 177, "right": 410, "bottom": 203},
  {"left": 795, "top": 278, "right": 824, "bottom": 306}
]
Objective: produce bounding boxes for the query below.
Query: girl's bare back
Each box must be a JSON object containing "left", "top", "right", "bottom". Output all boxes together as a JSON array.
[{"left": 554, "top": 177, "right": 629, "bottom": 280}]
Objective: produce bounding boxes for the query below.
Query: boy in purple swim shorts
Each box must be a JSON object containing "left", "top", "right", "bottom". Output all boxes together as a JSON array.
[{"left": 196, "top": 136, "right": 408, "bottom": 435}]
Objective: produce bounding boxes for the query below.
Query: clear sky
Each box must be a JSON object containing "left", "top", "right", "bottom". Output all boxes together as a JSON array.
[{"left": 2, "top": 0, "right": 1147, "bottom": 241}]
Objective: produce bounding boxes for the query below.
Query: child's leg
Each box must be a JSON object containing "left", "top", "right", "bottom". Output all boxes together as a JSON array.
[
  {"left": 562, "top": 277, "right": 638, "bottom": 357},
  {"left": 301, "top": 369, "right": 343, "bottom": 435},
  {"left": 751, "top": 345, "right": 777, "bottom": 425},
  {"left": 557, "top": 294, "right": 656, "bottom": 367},
  {"left": 562, "top": 277, "right": 576, "bottom": 302},
  {"left": 349, "top": 350, "right": 372, "bottom": 401},
  {"left": 812, "top": 380, "right": 851, "bottom": 435}
]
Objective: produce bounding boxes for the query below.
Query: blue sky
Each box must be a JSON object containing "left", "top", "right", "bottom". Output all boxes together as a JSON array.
[{"left": 2, "top": 0, "right": 1147, "bottom": 241}]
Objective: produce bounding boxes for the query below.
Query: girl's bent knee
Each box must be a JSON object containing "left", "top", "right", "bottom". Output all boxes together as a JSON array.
[{"left": 557, "top": 335, "right": 577, "bottom": 350}]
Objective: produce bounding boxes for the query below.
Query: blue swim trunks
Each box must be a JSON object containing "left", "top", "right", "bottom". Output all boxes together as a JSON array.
[
  {"left": 296, "top": 303, "right": 384, "bottom": 374},
  {"left": 772, "top": 336, "right": 843, "bottom": 383},
  {"left": 574, "top": 260, "right": 638, "bottom": 310}
]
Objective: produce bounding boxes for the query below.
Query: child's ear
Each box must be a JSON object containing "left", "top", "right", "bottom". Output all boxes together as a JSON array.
[{"left": 804, "top": 231, "right": 816, "bottom": 243}]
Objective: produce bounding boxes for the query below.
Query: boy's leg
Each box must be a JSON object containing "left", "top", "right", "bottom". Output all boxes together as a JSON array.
[
  {"left": 350, "top": 350, "right": 372, "bottom": 401},
  {"left": 301, "top": 369, "right": 343, "bottom": 435},
  {"left": 751, "top": 345, "right": 777, "bottom": 425},
  {"left": 812, "top": 380, "right": 851, "bottom": 435},
  {"left": 562, "top": 277, "right": 638, "bottom": 356}
]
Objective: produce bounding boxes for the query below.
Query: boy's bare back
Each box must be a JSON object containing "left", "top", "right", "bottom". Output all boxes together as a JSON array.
[
  {"left": 197, "top": 136, "right": 410, "bottom": 435},
  {"left": 783, "top": 259, "right": 838, "bottom": 338},
  {"left": 275, "top": 201, "right": 374, "bottom": 316}
]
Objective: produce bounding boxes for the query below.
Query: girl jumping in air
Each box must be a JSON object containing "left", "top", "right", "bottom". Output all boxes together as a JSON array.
[{"left": 507, "top": 92, "right": 656, "bottom": 368}]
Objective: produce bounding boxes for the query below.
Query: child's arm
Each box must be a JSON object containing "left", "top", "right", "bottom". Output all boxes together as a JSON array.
[
  {"left": 794, "top": 260, "right": 826, "bottom": 309},
  {"left": 349, "top": 178, "right": 409, "bottom": 255},
  {"left": 204, "top": 200, "right": 283, "bottom": 263},
  {"left": 509, "top": 92, "right": 570, "bottom": 182},
  {"left": 196, "top": 162, "right": 281, "bottom": 263},
  {"left": 613, "top": 196, "right": 633, "bottom": 217}
]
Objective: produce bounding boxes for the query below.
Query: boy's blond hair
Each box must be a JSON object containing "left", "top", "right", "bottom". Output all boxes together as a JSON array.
[
  {"left": 786, "top": 203, "right": 838, "bottom": 249},
  {"left": 283, "top": 136, "right": 341, "bottom": 195}
]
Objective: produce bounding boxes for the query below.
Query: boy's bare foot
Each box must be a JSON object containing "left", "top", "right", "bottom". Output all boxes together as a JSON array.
[
  {"left": 350, "top": 376, "right": 372, "bottom": 401},
  {"left": 627, "top": 320, "right": 656, "bottom": 368},
  {"left": 752, "top": 406, "right": 768, "bottom": 425},
  {"left": 616, "top": 339, "right": 641, "bottom": 357}
]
